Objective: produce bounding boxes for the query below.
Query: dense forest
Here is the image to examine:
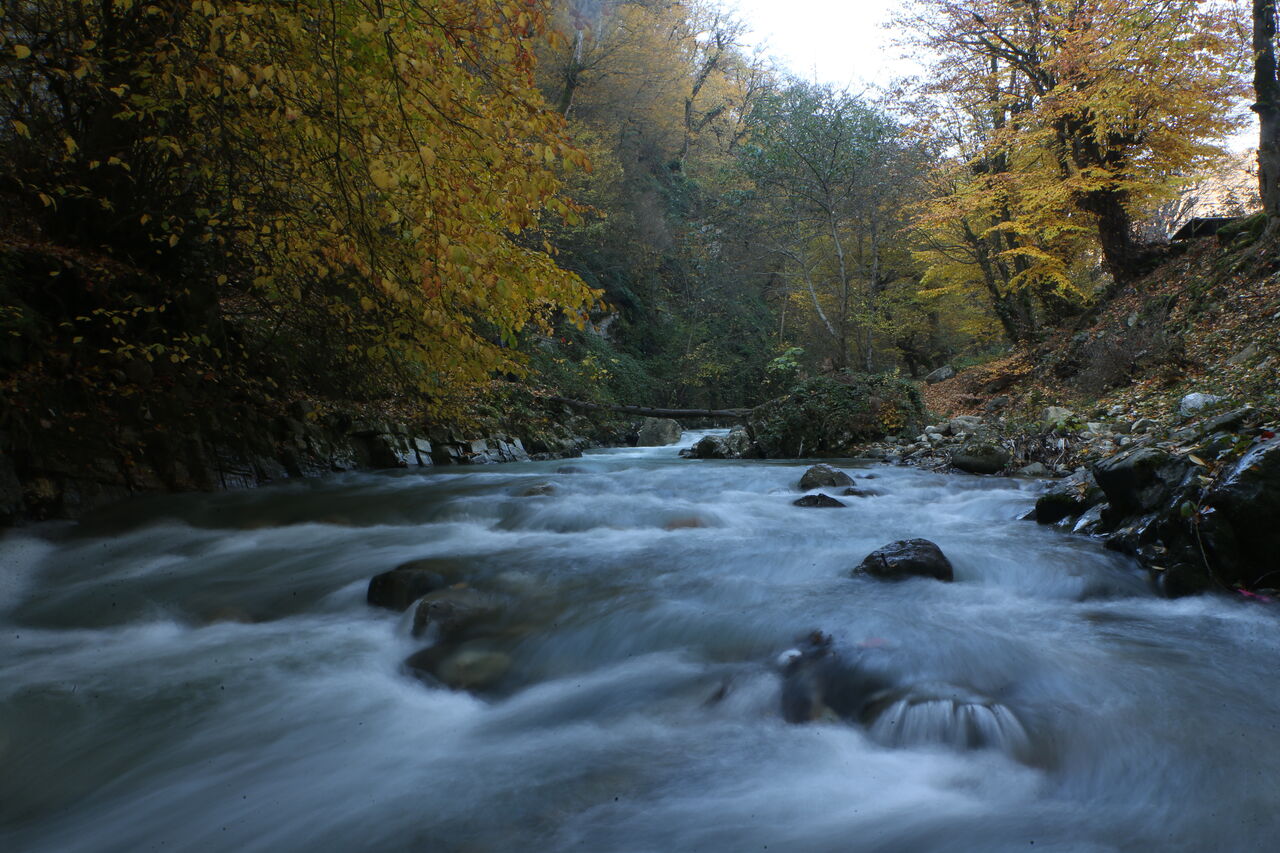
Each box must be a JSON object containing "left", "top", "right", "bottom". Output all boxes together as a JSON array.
[{"left": 0, "top": 0, "right": 1277, "bottom": 496}]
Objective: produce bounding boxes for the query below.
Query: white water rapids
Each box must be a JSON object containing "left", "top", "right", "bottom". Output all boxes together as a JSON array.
[{"left": 3, "top": 430, "right": 1280, "bottom": 851}]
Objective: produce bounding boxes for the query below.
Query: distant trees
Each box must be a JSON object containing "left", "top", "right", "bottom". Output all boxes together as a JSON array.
[{"left": 743, "top": 82, "right": 928, "bottom": 370}]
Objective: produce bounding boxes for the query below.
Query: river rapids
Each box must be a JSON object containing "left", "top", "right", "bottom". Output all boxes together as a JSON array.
[{"left": 3, "top": 430, "right": 1279, "bottom": 852}]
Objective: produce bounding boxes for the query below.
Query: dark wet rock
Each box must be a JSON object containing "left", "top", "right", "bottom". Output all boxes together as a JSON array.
[
  {"left": 367, "top": 558, "right": 460, "bottom": 611},
  {"left": 776, "top": 632, "right": 1030, "bottom": 759},
  {"left": 411, "top": 588, "right": 502, "bottom": 639},
  {"left": 924, "top": 365, "right": 955, "bottom": 384},
  {"left": 519, "top": 483, "right": 556, "bottom": 497},
  {"left": 1157, "top": 563, "right": 1214, "bottom": 599},
  {"left": 435, "top": 648, "right": 511, "bottom": 691},
  {"left": 841, "top": 487, "right": 882, "bottom": 498},
  {"left": 1071, "top": 503, "right": 1107, "bottom": 535},
  {"left": 798, "top": 463, "right": 854, "bottom": 490},
  {"left": 690, "top": 435, "right": 729, "bottom": 459},
  {"left": 636, "top": 417, "right": 683, "bottom": 447},
  {"left": 1091, "top": 447, "right": 1195, "bottom": 520},
  {"left": 402, "top": 647, "right": 447, "bottom": 684},
  {"left": 951, "top": 441, "right": 1010, "bottom": 475},
  {"left": 1198, "top": 437, "right": 1280, "bottom": 587},
  {"left": 779, "top": 633, "right": 897, "bottom": 724},
  {"left": 793, "top": 494, "right": 847, "bottom": 508},
  {"left": 1103, "top": 513, "right": 1162, "bottom": 558},
  {"left": 747, "top": 375, "right": 925, "bottom": 458},
  {"left": 855, "top": 538, "right": 954, "bottom": 582},
  {"left": 1198, "top": 406, "right": 1258, "bottom": 438},
  {"left": 1033, "top": 471, "right": 1104, "bottom": 525}
]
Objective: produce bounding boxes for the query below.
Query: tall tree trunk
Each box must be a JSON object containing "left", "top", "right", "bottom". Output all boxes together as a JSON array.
[
  {"left": 1256, "top": 0, "right": 1280, "bottom": 234},
  {"left": 556, "top": 28, "right": 585, "bottom": 116},
  {"left": 828, "top": 213, "right": 852, "bottom": 369},
  {"left": 1080, "top": 187, "right": 1138, "bottom": 284}
]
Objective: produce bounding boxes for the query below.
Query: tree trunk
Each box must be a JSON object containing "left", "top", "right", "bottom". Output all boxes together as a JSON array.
[
  {"left": 556, "top": 28, "right": 585, "bottom": 116},
  {"left": 963, "top": 221, "right": 1031, "bottom": 344},
  {"left": 1081, "top": 187, "right": 1139, "bottom": 284},
  {"left": 1255, "top": 0, "right": 1280, "bottom": 234},
  {"left": 827, "top": 213, "right": 851, "bottom": 369}
]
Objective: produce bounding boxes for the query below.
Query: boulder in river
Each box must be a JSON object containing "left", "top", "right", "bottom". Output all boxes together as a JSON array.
[
  {"left": 1091, "top": 446, "right": 1194, "bottom": 519},
  {"left": 793, "top": 494, "right": 847, "bottom": 508},
  {"left": 1197, "top": 436, "right": 1280, "bottom": 588},
  {"left": 723, "top": 426, "right": 758, "bottom": 458},
  {"left": 636, "top": 418, "right": 683, "bottom": 447},
  {"left": 690, "top": 435, "right": 729, "bottom": 459},
  {"left": 777, "top": 632, "right": 1030, "bottom": 760},
  {"left": 842, "top": 487, "right": 882, "bottom": 498},
  {"left": 798, "top": 463, "right": 854, "bottom": 490},
  {"left": 367, "top": 558, "right": 458, "bottom": 611},
  {"left": 435, "top": 648, "right": 511, "bottom": 691},
  {"left": 855, "top": 538, "right": 954, "bottom": 582},
  {"left": 1033, "top": 470, "right": 1104, "bottom": 525},
  {"left": 412, "top": 588, "right": 503, "bottom": 639}
]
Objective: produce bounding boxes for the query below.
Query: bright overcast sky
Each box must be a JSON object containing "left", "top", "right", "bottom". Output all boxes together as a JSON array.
[{"left": 729, "top": 0, "right": 917, "bottom": 90}]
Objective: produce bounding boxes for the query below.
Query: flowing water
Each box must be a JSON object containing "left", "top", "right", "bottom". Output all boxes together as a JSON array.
[{"left": 3, "top": 430, "right": 1280, "bottom": 852}]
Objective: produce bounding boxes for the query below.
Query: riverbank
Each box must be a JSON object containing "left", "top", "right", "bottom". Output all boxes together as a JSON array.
[{"left": 0, "top": 385, "right": 635, "bottom": 526}]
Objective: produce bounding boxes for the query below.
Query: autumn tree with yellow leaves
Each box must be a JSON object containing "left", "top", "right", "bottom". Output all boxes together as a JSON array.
[
  {"left": 2, "top": 0, "right": 598, "bottom": 416},
  {"left": 903, "top": 0, "right": 1248, "bottom": 290}
]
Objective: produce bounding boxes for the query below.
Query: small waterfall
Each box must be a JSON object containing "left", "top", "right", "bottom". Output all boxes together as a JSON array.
[{"left": 865, "top": 685, "right": 1032, "bottom": 760}]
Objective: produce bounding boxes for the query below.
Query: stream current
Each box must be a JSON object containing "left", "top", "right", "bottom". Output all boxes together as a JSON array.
[{"left": 3, "top": 430, "right": 1280, "bottom": 852}]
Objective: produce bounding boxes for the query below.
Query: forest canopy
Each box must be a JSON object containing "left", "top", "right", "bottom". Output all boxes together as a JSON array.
[{"left": 0, "top": 0, "right": 1269, "bottom": 419}]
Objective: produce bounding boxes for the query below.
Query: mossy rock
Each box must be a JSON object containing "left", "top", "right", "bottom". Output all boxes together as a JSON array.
[
  {"left": 1216, "top": 211, "right": 1268, "bottom": 248},
  {"left": 748, "top": 374, "right": 925, "bottom": 458}
]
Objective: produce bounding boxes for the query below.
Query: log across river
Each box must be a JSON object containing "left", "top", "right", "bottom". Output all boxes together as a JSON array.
[{"left": 3, "top": 429, "right": 1280, "bottom": 851}]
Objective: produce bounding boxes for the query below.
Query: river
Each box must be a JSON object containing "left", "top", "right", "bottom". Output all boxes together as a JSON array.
[{"left": 3, "top": 430, "right": 1279, "bottom": 852}]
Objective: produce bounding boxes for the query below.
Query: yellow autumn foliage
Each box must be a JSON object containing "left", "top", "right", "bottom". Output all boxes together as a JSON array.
[{"left": 2, "top": 0, "right": 600, "bottom": 417}]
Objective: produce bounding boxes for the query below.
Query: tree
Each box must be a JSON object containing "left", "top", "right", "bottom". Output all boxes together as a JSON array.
[
  {"left": 1, "top": 0, "right": 600, "bottom": 416},
  {"left": 1255, "top": 0, "right": 1280, "bottom": 232},
  {"left": 902, "top": 0, "right": 1247, "bottom": 284}
]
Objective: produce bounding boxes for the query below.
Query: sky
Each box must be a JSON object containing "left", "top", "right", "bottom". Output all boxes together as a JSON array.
[
  {"left": 727, "top": 0, "right": 1258, "bottom": 151},
  {"left": 729, "top": 0, "right": 917, "bottom": 91}
]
